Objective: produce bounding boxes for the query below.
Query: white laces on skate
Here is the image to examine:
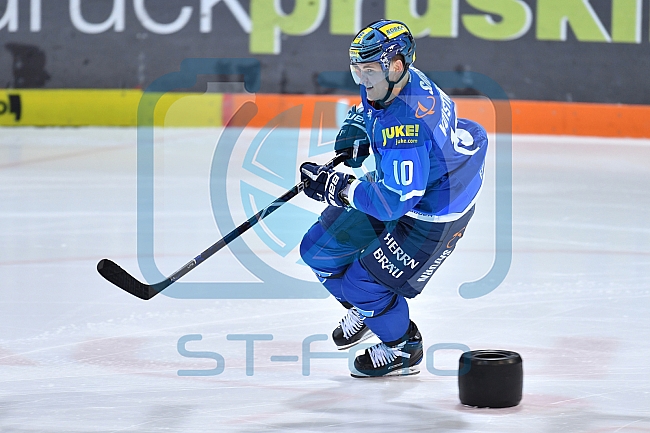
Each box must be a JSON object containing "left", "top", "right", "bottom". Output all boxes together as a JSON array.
[
  {"left": 340, "top": 308, "right": 365, "bottom": 339},
  {"left": 368, "top": 342, "right": 410, "bottom": 368}
]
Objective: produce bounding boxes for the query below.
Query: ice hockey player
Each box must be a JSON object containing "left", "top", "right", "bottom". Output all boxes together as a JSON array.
[{"left": 299, "top": 20, "right": 488, "bottom": 377}]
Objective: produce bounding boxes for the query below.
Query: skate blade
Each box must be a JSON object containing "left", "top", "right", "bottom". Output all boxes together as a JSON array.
[
  {"left": 350, "top": 366, "right": 420, "bottom": 378},
  {"left": 335, "top": 330, "right": 376, "bottom": 351}
]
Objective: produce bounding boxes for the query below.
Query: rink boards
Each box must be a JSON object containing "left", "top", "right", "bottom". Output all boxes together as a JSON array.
[{"left": 2, "top": 89, "right": 650, "bottom": 138}]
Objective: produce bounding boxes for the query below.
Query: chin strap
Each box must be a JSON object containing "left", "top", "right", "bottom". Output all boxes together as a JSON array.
[{"left": 376, "top": 68, "right": 409, "bottom": 107}]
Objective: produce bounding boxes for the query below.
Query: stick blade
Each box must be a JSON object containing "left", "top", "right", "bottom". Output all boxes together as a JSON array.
[{"left": 97, "top": 259, "right": 167, "bottom": 300}]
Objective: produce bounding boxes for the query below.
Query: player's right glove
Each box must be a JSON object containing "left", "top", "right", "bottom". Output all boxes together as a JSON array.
[
  {"left": 300, "top": 162, "right": 328, "bottom": 203},
  {"left": 334, "top": 105, "right": 371, "bottom": 168},
  {"left": 300, "top": 162, "right": 354, "bottom": 207}
]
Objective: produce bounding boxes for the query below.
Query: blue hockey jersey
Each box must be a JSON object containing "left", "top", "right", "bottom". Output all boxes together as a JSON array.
[{"left": 347, "top": 67, "right": 488, "bottom": 222}]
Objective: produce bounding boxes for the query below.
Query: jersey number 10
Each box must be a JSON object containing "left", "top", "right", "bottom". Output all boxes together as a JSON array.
[{"left": 393, "top": 160, "right": 414, "bottom": 186}]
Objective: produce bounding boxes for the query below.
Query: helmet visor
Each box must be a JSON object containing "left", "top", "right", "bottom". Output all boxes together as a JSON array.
[{"left": 350, "top": 63, "right": 388, "bottom": 87}]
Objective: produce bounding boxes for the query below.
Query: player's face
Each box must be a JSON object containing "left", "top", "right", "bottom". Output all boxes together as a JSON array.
[
  {"left": 350, "top": 62, "right": 389, "bottom": 101},
  {"left": 350, "top": 60, "right": 404, "bottom": 101}
]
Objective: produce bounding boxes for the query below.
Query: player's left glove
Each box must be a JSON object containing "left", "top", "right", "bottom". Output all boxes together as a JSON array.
[
  {"left": 300, "top": 162, "right": 354, "bottom": 207},
  {"left": 334, "top": 105, "right": 371, "bottom": 168}
]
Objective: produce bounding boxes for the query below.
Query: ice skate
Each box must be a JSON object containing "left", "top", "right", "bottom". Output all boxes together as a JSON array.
[
  {"left": 332, "top": 307, "right": 376, "bottom": 350},
  {"left": 351, "top": 321, "right": 423, "bottom": 378}
]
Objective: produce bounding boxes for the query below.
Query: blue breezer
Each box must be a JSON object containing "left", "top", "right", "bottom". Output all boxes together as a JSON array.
[{"left": 298, "top": 20, "right": 488, "bottom": 377}]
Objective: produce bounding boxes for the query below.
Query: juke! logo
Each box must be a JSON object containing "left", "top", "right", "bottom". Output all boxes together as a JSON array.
[
  {"left": 381, "top": 124, "right": 419, "bottom": 146},
  {"left": 0, "top": 95, "right": 21, "bottom": 121}
]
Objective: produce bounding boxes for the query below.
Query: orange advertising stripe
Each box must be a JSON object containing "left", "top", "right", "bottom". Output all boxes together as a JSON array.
[
  {"left": 510, "top": 100, "right": 650, "bottom": 138},
  {"left": 2, "top": 90, "right": 648, "bottom": 136},
  {"left": 222, "top": 94, "right": 359, "bottom": 128},
  {"left": 221, "top": 94, "right": 650, "bottom": 139},
  {"left": 453, "top": 97, "right": 497, "bottom": 133}
]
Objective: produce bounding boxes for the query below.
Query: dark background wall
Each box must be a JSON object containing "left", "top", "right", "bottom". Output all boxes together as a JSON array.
[{"left": 1, "top": 0, "right": 649, "bottom": 103}]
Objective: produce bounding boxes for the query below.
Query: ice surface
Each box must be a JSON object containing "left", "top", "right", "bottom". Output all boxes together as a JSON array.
[{"left": 0, "top": 127, "right": 649, "bottom": 432}]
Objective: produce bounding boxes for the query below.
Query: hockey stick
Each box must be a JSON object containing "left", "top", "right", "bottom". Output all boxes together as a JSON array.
[{"left": 97, "top": 152, "right": 349, "bottom": 300}]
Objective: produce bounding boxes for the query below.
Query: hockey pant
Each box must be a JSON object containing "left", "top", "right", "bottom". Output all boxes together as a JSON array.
[{"left": 300, "top": 205, "right": 474, "bottom": 342}]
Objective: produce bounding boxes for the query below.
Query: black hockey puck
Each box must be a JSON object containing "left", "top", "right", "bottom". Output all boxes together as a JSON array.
[{"left": 458, "top": 350, "right": 523, "bottom": 408}]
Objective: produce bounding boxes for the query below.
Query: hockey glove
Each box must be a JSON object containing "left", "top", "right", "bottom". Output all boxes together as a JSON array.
[
  {"left": 300, "top": 162, "right": 354, "bottom": 207},
  {"left": 300, "top": 162, "right": 328, "bottom": 203},
  {"left": 334, "top": 105, "right": 371, "bottom": 168}
]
